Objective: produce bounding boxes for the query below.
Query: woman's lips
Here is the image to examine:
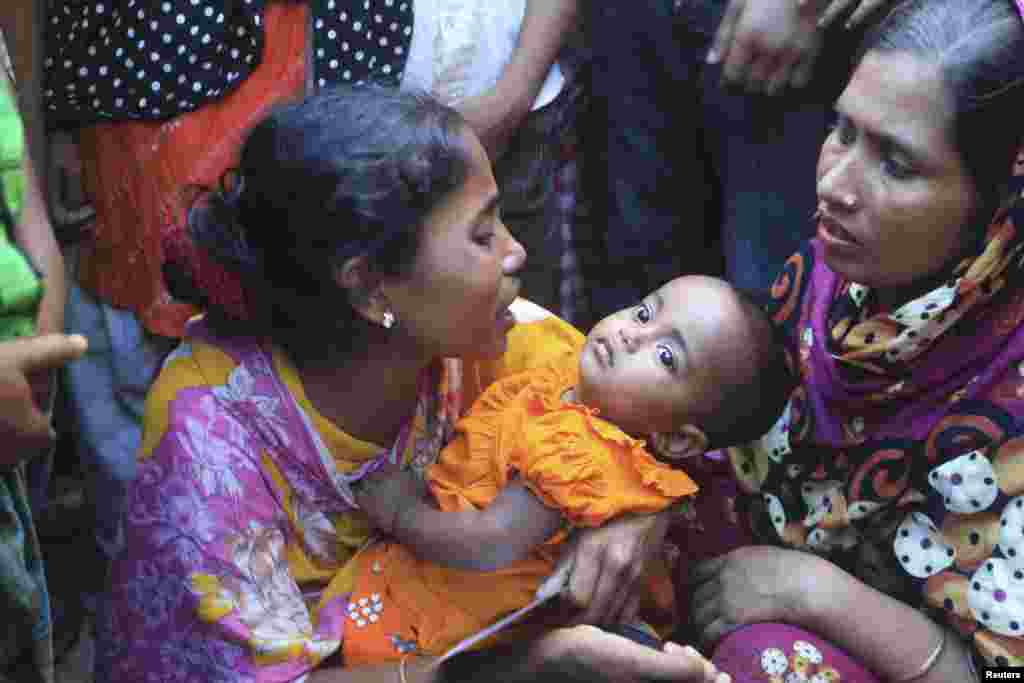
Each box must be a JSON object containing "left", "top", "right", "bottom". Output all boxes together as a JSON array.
[{"left": 817, "top": 212, "right": 860, "bottom": 247}]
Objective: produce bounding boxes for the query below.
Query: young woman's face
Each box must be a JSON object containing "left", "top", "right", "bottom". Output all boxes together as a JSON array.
[
  {"left": 383, "top": 127, "right": 526, "bottom": 359},
  {"left": 815, "top": 50, "right": 977, "bottom": 294}
]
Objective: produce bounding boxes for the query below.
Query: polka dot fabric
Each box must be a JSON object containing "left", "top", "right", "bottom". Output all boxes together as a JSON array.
[
  {"left": 44, "top": 0, "right": 413, "bottom": 125},
  {"left": 311, "top": 0, "right": 412, "bottom": 90}
]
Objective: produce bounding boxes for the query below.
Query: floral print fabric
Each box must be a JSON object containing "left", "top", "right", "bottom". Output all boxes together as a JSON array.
[
  {"left": 727, "top": 161, "right": 1024, "bottom": 667},
  {"left": 95, "top": 317, "right": 452, "bottom": 682},
  {"left": 96, "top": 301, "right": 581, "bottom": 681}
]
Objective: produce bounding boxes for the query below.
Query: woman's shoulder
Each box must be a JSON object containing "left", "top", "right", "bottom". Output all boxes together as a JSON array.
[{"left": 139, "top": 327, "right": 245, "bottom": 458}]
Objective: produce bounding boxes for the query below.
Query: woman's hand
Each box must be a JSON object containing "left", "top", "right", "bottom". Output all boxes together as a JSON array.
[
  {"left": 690, "top": 545, "right": 831, "bottom": 648},
  {"left": 560, "top": 510, "right": 671, "bottom": 625},
  {"left": 530, "top": 625, "right": 729, "bottom": 683}
]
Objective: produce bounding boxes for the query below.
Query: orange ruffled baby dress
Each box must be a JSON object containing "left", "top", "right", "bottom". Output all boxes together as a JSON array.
[{"left": 343, "top": 354, "right": 698, "bottom": 664}]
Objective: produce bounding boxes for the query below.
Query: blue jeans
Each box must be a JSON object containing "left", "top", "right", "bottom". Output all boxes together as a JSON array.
[{"left": 583, "top": 0, "right": 862, "bottom": 316}]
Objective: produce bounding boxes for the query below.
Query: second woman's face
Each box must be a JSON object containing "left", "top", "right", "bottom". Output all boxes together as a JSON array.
[
  {"left": 383, "top": 127, "right": 526, "bottom": 360},
  {"left": 815, "top": 50, "right": 977, "bottom": 294}
]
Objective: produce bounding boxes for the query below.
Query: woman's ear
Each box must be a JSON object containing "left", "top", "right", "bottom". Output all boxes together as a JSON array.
[
  {"left": 649, "top": 424, "right": 709, "bottom": 463},
  {"left": 335, "top": 256, "right": 391, "bottom": 327}
]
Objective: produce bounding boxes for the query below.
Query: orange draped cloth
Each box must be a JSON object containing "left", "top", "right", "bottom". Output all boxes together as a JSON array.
[
  {"left": 343, "top": 349, "right": 698, "bottom": 664},
  {"left": 75, "top": 1, "right": 307, "bottom": 338},
  {"left": 431, "top": 358, "right": 699, "bottom": 527}
]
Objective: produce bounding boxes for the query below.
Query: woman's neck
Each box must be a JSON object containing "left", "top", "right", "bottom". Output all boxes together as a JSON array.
[
  {"left": 872, "top": 260, "right": 962, "bottom": 312},
  {"left": 295, "top": 340, "right": 431, "bottom": 447}
]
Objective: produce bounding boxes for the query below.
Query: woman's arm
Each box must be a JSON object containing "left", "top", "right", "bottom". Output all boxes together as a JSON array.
[
  {"left": 691, "top": 547, "right": 978, "bottom": 682},
  {"left": 798, "top": 555, "right": 977, "bottom": 682},
  {"left": 0, "top": 18, "right": 68, "bottom": 401},
  {"left": 356, "top": 467, "right": 563, "bottom": 571},
  {"left": 456, "top": 0, "right": 578, "bottom": 160},
  {"left": 398, "top": 481, "right": 563, "bottom": 571},
  {"left": 11, "top": 151, "right": 66, "bottom": 340},
  {"left": 309, "top": 625, "right": 726, "bottom": 683}
]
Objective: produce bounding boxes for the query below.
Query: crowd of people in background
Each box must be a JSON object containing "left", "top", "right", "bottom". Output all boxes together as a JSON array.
[{"left": 0, "top": 0, "right": 1023, "bottom": 681}]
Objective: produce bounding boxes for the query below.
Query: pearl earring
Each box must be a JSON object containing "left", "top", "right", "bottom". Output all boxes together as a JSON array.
[{"left": 382, "top": 311, "right": 396, "bottom": 329}]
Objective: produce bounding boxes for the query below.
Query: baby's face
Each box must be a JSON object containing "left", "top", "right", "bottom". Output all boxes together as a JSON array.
[{"left": 577, "top": 276, "right": 748, "bottom": 436}]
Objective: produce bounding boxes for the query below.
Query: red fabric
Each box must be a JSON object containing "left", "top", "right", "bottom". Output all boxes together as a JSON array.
[{"left": 76, "top": 1, "right": 307, "bottom": 338}]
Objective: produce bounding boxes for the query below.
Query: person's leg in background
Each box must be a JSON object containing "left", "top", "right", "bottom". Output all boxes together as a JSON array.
[{"left": 583, "top": 0, "right": 719, "bottom": 321}]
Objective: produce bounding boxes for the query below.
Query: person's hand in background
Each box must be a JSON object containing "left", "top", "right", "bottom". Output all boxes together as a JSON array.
[{"left": 0, "top": 333, "right": 86, "bottom": 464}]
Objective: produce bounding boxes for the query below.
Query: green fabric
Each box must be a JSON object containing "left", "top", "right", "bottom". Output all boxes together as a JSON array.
[
  {"left": 0, "top": 81, "right": 52, "bottom": 683},
  {"left": 0, "top": 79, "right": 25, "bottom": 219},
  {"left": 0, "top": 81, "right": 41, "bottom": 342}
]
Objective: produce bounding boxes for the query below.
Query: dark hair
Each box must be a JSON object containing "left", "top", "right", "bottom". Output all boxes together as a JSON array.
[
  {"left": 699, "top": 288, "right": 794, "bottom": 450},
  {"left": 859, "top": 0, "right": 1024, "bottom": 223},
  {"left": 187, "top": 86, "right": 470, "bottom": 362}
]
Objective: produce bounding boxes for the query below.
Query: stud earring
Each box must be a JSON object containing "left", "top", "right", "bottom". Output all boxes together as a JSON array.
[{"left": 382, "top": 311, "right": 396, "bottom": 329}]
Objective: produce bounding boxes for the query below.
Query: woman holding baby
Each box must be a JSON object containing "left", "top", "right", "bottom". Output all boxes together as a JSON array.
[
  {"left": 98, "top": 0, "right": 1024, "bottom": 681},
  {"left": 93, "top": 85, "right": 724, "bottom": 682}
]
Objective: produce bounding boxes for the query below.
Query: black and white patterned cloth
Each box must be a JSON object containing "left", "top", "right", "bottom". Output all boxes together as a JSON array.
[{"left": 44, "top": 0, "right": 414, "bottom": 125}]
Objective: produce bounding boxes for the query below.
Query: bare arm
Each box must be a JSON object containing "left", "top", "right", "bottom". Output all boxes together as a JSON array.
[
  {"left": 308, "top": 657, "right": 442, "bottom": 683},
  {"left": 308, "top": 625, "right": 724, "bottom": 683},
  {"left": 1, "top": 4, "right": 66, "bottom": 340},
  {"left": 0, "top": 8, "right": 68, "bottom": 405},
  {"left": 692, "top": 547, "right": 977, "bottom": 683},
  {"left": 500, "top": 0, "right": 578, "bottom": 113},
  {"left": 396, "top": 480, "right": 564, "bottom": 571},
  {"left": 800, "top": 557, "right": 977, "bottom": 682},
  {"left": 355, "top": 467, "right": 564, "bottom": 572},
  {"left": 457, "top": 0, "right": 578, "bottom": 159},
  {"left": 10, "top": 149, "right": 65, "bottom": 340}
]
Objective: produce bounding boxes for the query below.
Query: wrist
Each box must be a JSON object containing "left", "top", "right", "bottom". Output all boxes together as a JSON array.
[
  {"left": 785, "top": 551, "right": 840, "bottom": 627},
  {"left": 403, "top": 656, "right": 442, "bottom": 683}
]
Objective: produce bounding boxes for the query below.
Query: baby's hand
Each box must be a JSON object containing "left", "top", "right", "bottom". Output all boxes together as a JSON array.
[{"left": 353, "top": 462, "right": 425, "bottom": 536}]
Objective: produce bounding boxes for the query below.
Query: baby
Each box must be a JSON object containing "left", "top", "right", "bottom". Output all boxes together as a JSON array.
[{"left": 345, "top": 275, "right": 789, "bottom": 663}]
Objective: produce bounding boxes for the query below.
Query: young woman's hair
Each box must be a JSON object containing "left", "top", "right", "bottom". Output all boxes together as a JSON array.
[
  {"left": 187, "top": 86, "right": 470, "bottom": 363},
  {"left": 859, "top": 0, "right": 1024, "bottom": 222}
]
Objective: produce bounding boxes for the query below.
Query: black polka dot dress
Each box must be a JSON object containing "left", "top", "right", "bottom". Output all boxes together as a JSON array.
[{"left": 44, "top": 0, "right": 414, "bottom": 125}]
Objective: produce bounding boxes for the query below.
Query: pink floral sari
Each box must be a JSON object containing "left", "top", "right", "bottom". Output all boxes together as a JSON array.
[{"left": 95, "top": 300, "right": 578, "bottom": 682}]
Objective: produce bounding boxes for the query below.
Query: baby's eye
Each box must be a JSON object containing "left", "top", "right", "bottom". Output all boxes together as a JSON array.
[
  {"left": 635, "top": 303, "right": 652, "bottom": 324},
  {"left": 657, "top": 345, "right": 676, "bottom": 371}
]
